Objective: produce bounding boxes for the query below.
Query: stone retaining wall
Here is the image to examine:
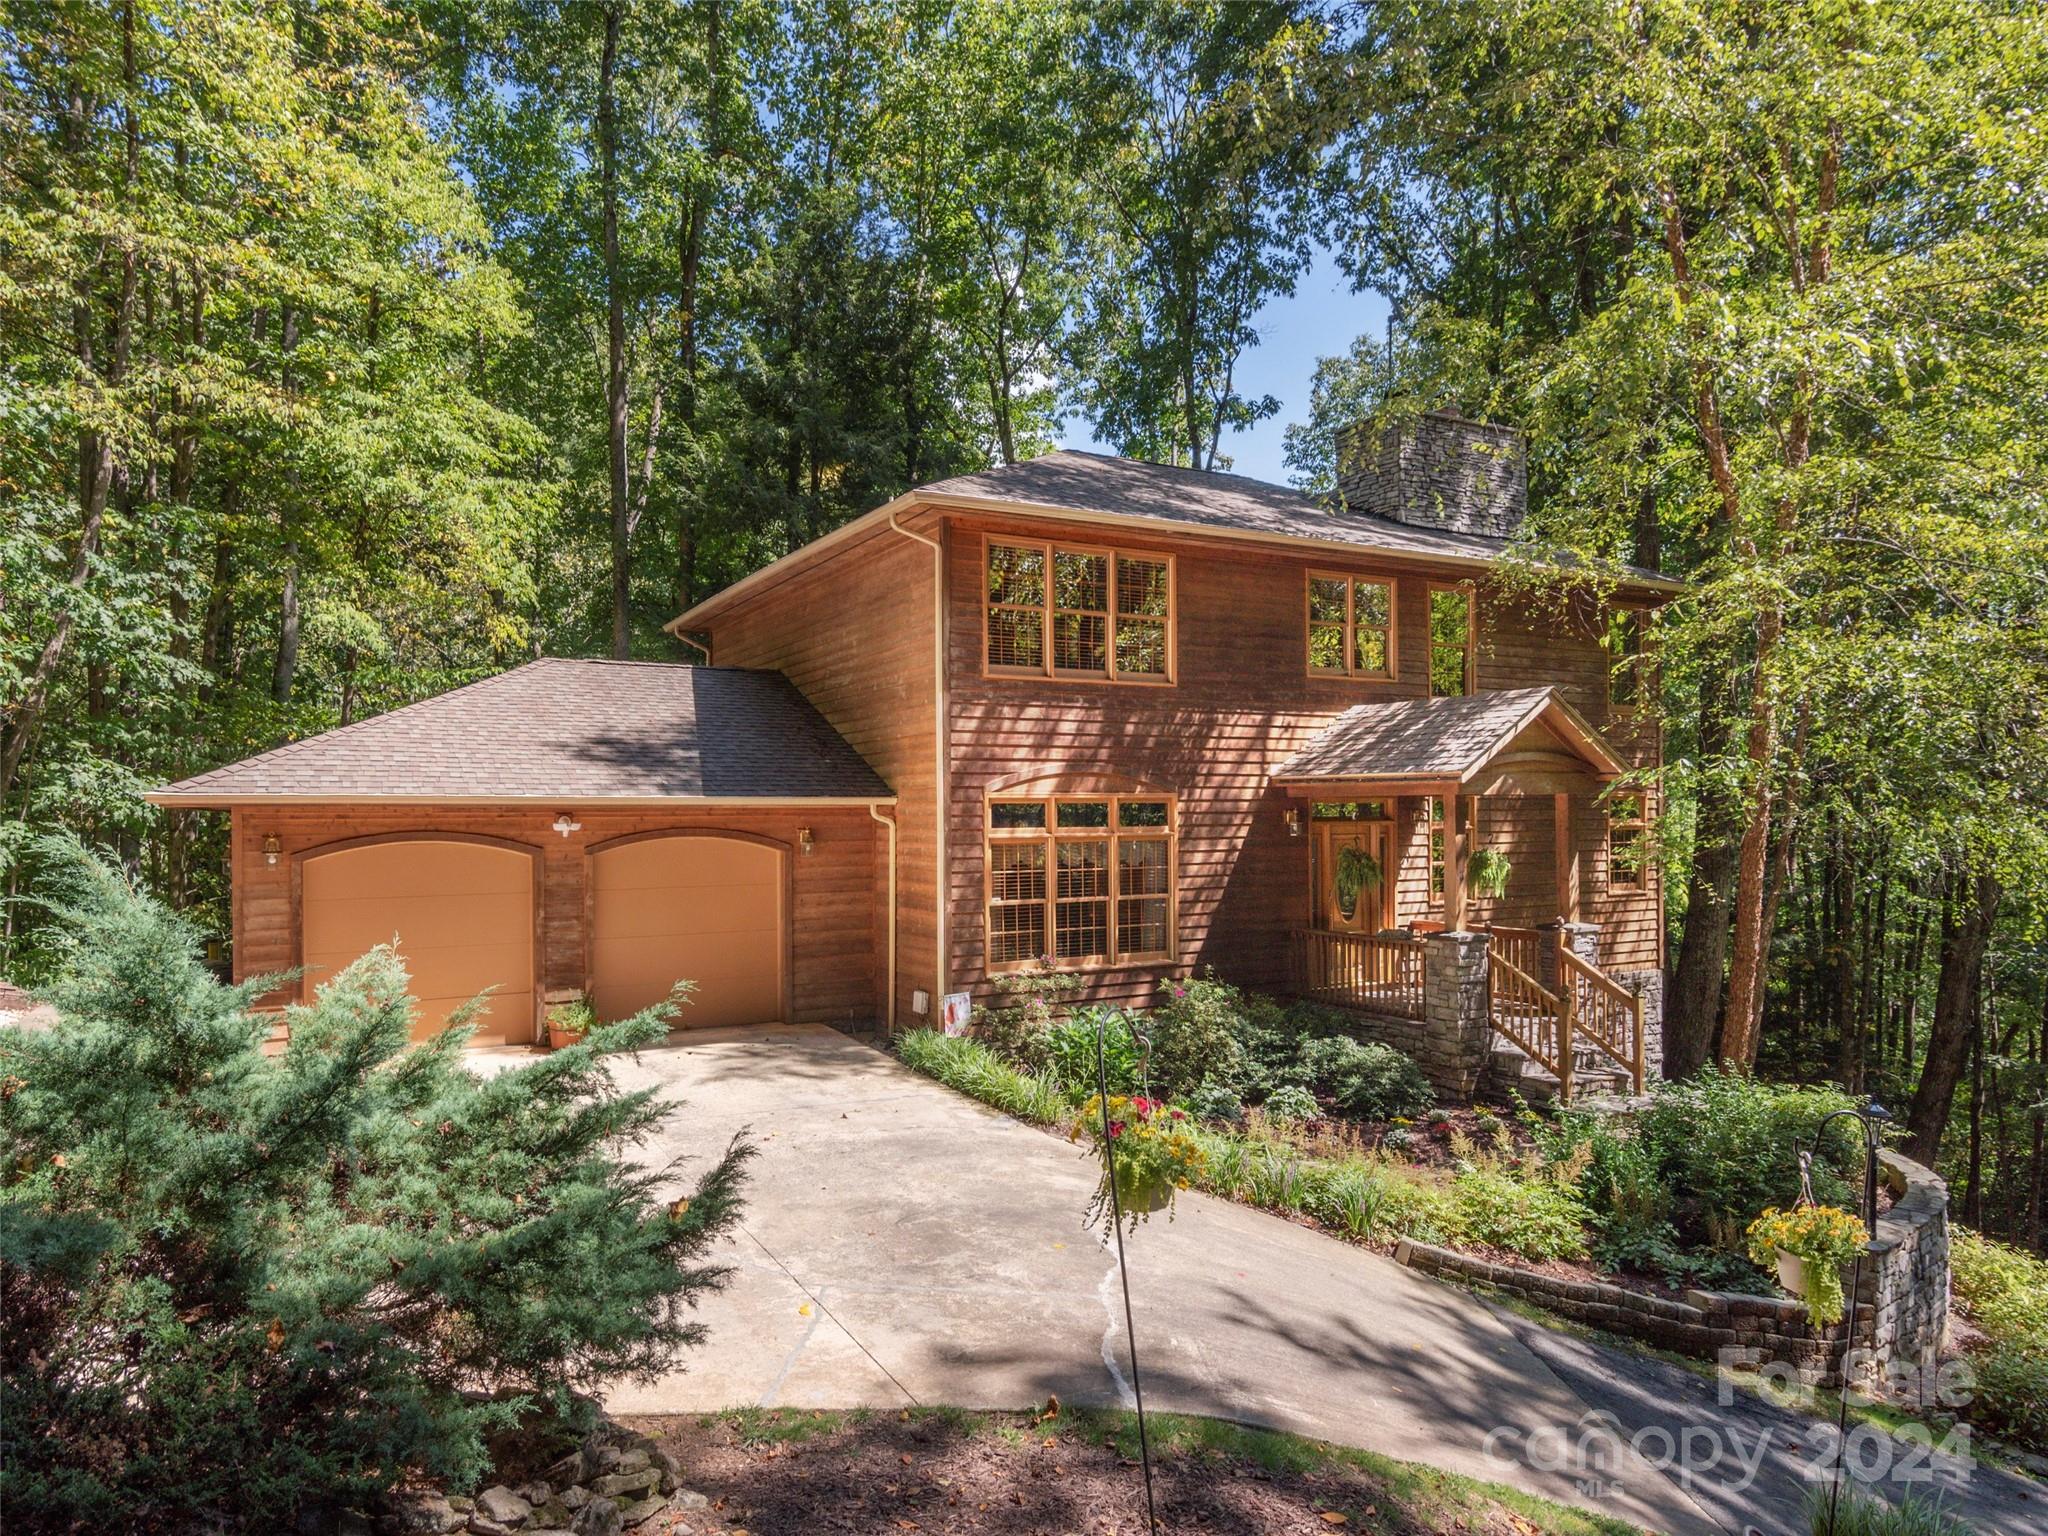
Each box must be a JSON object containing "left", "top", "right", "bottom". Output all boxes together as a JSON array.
[{"left": 1395, "top": 1149, "right": 1950, "bottom": 1390}]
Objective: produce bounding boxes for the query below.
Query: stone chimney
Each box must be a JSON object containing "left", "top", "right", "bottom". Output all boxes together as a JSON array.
[{"left": 1335, "top": 410, "right": 1527, "bottom": 539}]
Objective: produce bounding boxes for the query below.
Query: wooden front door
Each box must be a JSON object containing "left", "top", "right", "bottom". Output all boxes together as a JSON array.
[{"left": 1315, "top": 820, "right": 1395, "bottom": 933}]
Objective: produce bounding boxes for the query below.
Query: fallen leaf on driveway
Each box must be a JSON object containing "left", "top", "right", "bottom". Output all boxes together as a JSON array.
[{"left": 1320, "top": 1514, "right": 1348, "bottom": 1526}]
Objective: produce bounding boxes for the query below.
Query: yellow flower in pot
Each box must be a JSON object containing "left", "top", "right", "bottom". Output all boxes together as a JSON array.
[
  {"left": 1745, "top": 1204, "right": 1868, "bottom": 1327},
  {"left": 1072, "top": 1093, "right": 1206, "bottom": 1234}
]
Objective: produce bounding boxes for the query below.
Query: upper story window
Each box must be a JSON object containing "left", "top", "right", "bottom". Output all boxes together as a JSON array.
[
  {"left": 1607, "top": 789, "right": 1652, "bottom": 893},
  {"left": 985, "top": 538, "right": 1173, "bottom": 683},
  {"left": 1306, "top": 573, "right": 1396, "bottom": 680},
  {"left": 1607, "top": 606, "right": 1646, "bottom": 711},
  {"left": 1428, "top": 584, "right": 1475, "bottom": 696},
  {"left": 985, "top": 793, "right": 1176, "bottom": 970}
]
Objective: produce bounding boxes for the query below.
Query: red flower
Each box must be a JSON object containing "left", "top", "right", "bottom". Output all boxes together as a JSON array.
[
  {"left": 1107, "top": 1121, "right": 1126, "bottom": 1138},
  {"left": 1131, "top": 1096, "right": 1155, "bottom": 1116},
  {"left": 1168, "top": 1108, "right": 1187, "bottom": 1120}
]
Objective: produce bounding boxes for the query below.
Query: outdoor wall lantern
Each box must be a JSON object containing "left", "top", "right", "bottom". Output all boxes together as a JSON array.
[
  {"left": 552, "top": 813, "right": 582, "bottom": 838},
  {"left": 798, "top": 826, "right": 815, "bottom": 856},
  {"left": 262, "top": 834, "right": 282, "bottom": 867},
  {"left": 1283, "top": 808, "right": 1303, "bottom": 839}
]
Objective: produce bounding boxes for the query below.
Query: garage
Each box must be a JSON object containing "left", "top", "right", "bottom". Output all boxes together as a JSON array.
[
  {"left": 590, "top": 835, "right": 786, "bottom": 1028},
  {"left": 300, "top": 838, "right": 537, "bottom": 1044},
  {"left": 149, "top": 660, "right": 893, "bottom": 1038}
]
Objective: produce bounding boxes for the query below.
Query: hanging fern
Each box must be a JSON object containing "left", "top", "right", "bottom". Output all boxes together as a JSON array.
[
  {"left": 1469, "top": 848, "right": 1513, "bottom": 899},
  {"left": 1334, "top": 844, "right": 1382, "bottom": 920}
]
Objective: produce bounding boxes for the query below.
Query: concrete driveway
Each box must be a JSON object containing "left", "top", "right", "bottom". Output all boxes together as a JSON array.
[{"left": 588, "top": 1024, "right": 1722, "bottom": 1533}]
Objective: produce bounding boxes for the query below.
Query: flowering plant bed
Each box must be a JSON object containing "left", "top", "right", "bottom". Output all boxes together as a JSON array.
[
  {"left": 1072, "top": 1093, "right": 1205, "bottom": 1231},
  {"left": 1745, "top": 1203, "right": 1867, "bottom": 1326}
]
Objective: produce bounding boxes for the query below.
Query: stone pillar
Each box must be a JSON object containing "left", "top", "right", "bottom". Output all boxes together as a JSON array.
[
  {"left": 1421, "top": 929, "right": 1493, "bottom": 1097},
  {"left": 1613, "top": 968, "right": 1666, "bottom": 1081},
  {"left": 1539, "top": 920, "right": 1600, "bottom": 993}
]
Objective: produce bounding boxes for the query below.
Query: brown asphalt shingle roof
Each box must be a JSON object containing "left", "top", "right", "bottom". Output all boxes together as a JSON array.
[
  {"left": 1274, "top": 687, "right": 1624, "bottom": 782},
  {"left": 919, "top": 451, "right": 1671, "bottom": 585},
  {"left": 148, "top": 660, "right": 893, "bottom": 804}
]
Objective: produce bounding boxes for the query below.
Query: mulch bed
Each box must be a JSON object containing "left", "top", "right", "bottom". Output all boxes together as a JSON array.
[{"left": 621, "top": 1410, "right": 1547, "bottom": 1536}]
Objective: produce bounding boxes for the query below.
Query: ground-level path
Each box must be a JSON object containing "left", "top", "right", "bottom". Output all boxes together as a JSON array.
[{"left": 580, "top": 1025, "right": 2043, "bottom": 1536}]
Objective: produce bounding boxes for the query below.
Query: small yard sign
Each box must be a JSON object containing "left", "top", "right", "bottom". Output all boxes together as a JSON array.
[{"left": 941, "top": 991, "right": 972, "bottom": 1035}]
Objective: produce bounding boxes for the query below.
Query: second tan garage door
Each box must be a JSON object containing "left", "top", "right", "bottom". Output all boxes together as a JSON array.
[
  {"left": 300, "top": 839, "right": 536, "bottom": 1044},
  {"left": 589, "top": 835, "right": 785, "bottom": 1027}
]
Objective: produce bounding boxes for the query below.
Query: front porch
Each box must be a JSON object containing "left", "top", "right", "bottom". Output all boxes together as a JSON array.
[{"left": 1271, "top": 688, "right": 1661, "bottom": 1102}]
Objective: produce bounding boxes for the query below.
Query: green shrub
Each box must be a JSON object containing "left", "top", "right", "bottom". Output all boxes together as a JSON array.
[
  {"left": 895, "top": 1029, "right": 1071, "bottom": 1125},
  {"left": 1448, "top": 1166, "right": 1592, "bottom": 1262},
  {"left": 969, "top": 963, "right": 1083, "bottom": 1070},
  {"left": 1145, "top": 975, "right": 1249, "bottom": 1098},
  {"left": 1809, "top": 1488, "right": 1973, "bottom": 1536},
  {"left": 1043, "top": 1009, "right": 1143, "bottom": 1096},
  {"left": 1951, "top": 1228, "right": 2048, "bottom": 1451},
  {"left": 1263, "top": 1085, "right": 1320, "bottom": 1124},
  {"left": 1635, "top": 1067, "right": 1860, "bottom": 1249},
  {"left": 1185, "top": 1081, "right": 1245, "bottom": 1125},
  {"left": 1228, "top": 992, "right": 1310, "bottom": 1101},
  {"left": 0, "top": 840, "right": 753, "bottom": 1529},
  {"left": 1283, "top": 1035, "right": 1434, "bottom": 1120}
]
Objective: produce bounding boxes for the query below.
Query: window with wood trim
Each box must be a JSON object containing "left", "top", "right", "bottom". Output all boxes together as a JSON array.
[
  {"left": 1428, "top": 584, "right": 1475, "bottom": 696},
  {"left": 1607, "top": 606, "right": 1646, "bottom": 711},
  {"left": 1306, "top": 573, "right": 1396, "bottom": 679},
  {"left": 1607, "top": 789, "right": 1651, "bottom": 893},
  {"left": 986, "top": 794, "right": 1175, "bottom": 969},
  {"left": 985, "top": 537, "right": 1173, "bottom": 682}
]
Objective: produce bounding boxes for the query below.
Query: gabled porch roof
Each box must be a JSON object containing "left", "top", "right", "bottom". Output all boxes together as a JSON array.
[{"left": 1273, "top": 687, "right": 1625, "bottom": 798}]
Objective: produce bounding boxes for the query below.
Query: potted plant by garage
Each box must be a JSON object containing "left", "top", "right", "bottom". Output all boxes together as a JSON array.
[
  {"left": 545, "top": 994, "right": 598, "bottom": 1050},
  {"left": 1072, "top": 1094, "right": 1206, "bottom": 1232},
  {"left": 1745, "top": 1203, "right": 1868, "bottom": 1327}
]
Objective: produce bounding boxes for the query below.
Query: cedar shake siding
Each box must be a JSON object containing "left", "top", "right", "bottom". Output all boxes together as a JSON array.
[
  {"left": 231, "top": 804, "right": 885, "bottom": 1029},
  {"left": 700, "top": 514, "right": 943, "bottom": 1022},
  {"left": 942, "top": 512, "right": 1662, "bottom": 1011}
]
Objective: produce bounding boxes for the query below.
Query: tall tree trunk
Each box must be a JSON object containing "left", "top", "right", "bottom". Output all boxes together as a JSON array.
[
  {"left": 600, "top": 0, "right": 631, "bottom": 659},
  {"left": 1664, "top": 665, "right": 1740, "bottom": 1076},
  {"left": 1905, "top": 869, "right": 1999, "bottom": 1164},
  {"left": 271, "top": 306, "right": 302, "bottom": 703}
]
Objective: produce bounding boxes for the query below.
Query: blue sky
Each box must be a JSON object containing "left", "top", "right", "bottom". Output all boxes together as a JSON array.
[{"left": 1059, "top": 248, "right": 1391, "bottom": 488}]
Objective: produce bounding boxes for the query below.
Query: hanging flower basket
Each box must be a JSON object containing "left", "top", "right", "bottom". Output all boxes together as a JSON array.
[
  {"left": 1746, "top": 1204, "right": 1867, "bottom": 1327},
  {"left": 1073, "top": 1094, "right": 1206, "bottom": 1233}
]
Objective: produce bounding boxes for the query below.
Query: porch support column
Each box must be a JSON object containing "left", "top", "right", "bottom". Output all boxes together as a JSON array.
[
  {"left": 1443, "top": 788, "right": 1467, "bottom": 932},
  {"left": 1553, "top": 792, "right": 1578, "bottom": 922}
]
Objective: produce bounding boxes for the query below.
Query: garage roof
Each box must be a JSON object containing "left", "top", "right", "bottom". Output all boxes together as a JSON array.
[{"left": 146, "top": 660, "right": 894, "bottom": 806}]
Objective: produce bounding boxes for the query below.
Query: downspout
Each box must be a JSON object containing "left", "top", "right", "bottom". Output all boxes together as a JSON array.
[
  {"left": 673, "top": 631, "right": 711, "bottom": 663},
  {"left": 868, "top": 802, "right": 897, "bottom": 1032},
  {"left": 887, "top": 509, "right": 948, "bottom": 1016}
]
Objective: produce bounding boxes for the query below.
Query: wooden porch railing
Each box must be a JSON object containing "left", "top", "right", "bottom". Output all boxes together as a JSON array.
[
  {"left": 1559, "top": 946, "right": 1648, "bottom": 1094},
  {"left": 1487, "top": 950, "right": 1571, "bottom": 1096},
  {"left": 1481, "top": 924, "right": 1544, "bottom": 980},
  {"left": 1292, "top": 929, "right": 1425, "bottom": 1020}
]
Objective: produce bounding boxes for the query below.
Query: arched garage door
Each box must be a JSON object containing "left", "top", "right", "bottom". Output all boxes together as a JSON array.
[
  {"left": 300, "top": 840, "right": 536, "bottom": 1044},
  {"left": 590, "top": 836, "right": 785, "bottom": 1028}
]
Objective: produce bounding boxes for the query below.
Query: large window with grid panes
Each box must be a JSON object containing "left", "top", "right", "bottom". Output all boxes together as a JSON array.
[
  {"left": 984, "top": 537, "right": 1174, "bottom": 683},
  {"left": 1306, "top": 572, "right": 1397, "bottom": 679},
  {"left": 984, "top": 794, "right": 1176, "bottom": 970}
]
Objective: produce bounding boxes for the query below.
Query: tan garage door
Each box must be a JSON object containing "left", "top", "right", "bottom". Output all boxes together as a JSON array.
[
  {"left": 301, "top": 840, "right": 536, "bottom": 1044},
  {"left": 590, "top": 836, "right": 784, "bottom": 1028}
]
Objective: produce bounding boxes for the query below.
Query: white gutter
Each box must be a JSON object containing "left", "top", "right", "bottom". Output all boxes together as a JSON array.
[
  {"left": 868, "top": 801, "right": 897, "bottom": 1032},
  {"left": 885, "top": 508, "right": 949, "bottom": 1013}
]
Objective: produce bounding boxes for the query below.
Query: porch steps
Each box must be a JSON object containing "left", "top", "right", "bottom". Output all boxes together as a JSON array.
[{"left": 1481, "top": 1035, "right": 1628, "bottom": 1106}]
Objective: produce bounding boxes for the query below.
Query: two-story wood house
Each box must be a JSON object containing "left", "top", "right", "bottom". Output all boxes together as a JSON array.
[{"left": 152, "top": 413, "right": 1674, "bottom": 1095}]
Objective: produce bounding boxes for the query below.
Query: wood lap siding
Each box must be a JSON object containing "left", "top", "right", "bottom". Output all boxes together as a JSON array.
[
  {"left": 230, "top": 805, "right": 882, "bottom": 1027},
  {"left": 943, "top": 511, "right": 1665, "bottom": 1008},
  {"left": 704, "top": 520, "right": 938, "bottom": 1022}
]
